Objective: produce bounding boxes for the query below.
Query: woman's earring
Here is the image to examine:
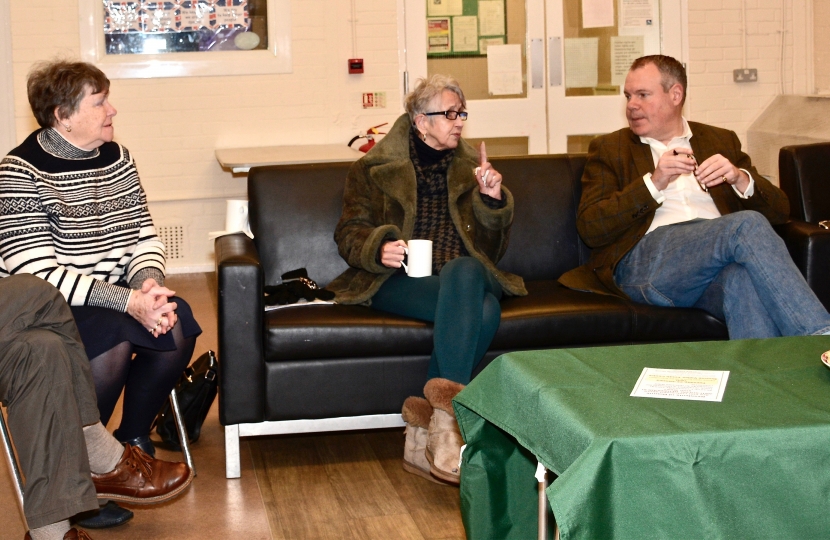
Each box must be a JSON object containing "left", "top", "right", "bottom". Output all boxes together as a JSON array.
[
  {"left": 62, "top": 123, "right": 72, "bottom": 132},
  {"left": 421, "top": 132, "right": 427, "bottom": 142}
]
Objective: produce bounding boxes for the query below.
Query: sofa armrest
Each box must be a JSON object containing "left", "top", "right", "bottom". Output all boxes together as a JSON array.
[
  {"left": 774, "top": 221, "right": 830, "bottom": 311},
  {"left": 216, "top": 233, "right": 266, "bottom": 425}
]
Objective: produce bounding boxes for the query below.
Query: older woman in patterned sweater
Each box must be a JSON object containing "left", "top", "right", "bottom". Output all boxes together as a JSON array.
[
  {"left": 0, "top": 61, "right": 200, "bottom": 476},
  {"left": 329, "top": 75, "right": 526, "bottom": 485}
]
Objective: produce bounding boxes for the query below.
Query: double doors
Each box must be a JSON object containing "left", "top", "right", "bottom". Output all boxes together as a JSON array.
[{"left": 400, "top": 0, "right": 686, "bottom": 154}]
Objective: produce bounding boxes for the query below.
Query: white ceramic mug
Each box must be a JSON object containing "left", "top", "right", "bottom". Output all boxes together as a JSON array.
[
  {"left": 401, "top": 239, "right": 433, "bottom": 278},
  {"left": 225, "top": 199, "right": 249, "bottom": 233}
]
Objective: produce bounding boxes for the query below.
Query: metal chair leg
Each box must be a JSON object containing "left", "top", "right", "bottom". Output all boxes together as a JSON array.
[
  {"left": 0, "top": 407, "right": 27, "bottom": 529},
  {"left": 538, "top": 465, "right": 548, "bottom": 540},
  {"left": 169, "top": 389, "right": 195, "bottom": 476}
]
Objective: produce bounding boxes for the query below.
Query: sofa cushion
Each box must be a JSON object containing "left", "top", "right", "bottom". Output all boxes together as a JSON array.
[
  {"left": 264, "top": 303, "right": 432, "bottom": 362},
  {"left": 249, "top": 162, "right": 351, "bottom": 288},
  {"left": 263, "top": 281, "right": 727, "bottom": 363},
  {"left": 248, "top": 155, "right": 591, "bottom": 289},
  {"left": 492, "top": 155, "right": 590, "bottom": 281}
]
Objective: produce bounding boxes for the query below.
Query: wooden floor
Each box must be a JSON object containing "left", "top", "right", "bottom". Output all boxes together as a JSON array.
[
  {"left": 0, "top": 272, "right": 466, "bottom": 540},
  {"left": 252, "top": 430, "right": 465, "bottom": 540}
]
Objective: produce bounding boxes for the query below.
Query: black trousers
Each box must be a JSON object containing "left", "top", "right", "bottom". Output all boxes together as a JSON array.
[{"left": 0, "top": 275, "right": 99, "bottom": 529}]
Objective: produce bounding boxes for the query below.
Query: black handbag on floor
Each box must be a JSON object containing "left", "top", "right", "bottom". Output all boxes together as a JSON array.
[{"left": 155, "top": 350, "right": 218, "bottom": 451}]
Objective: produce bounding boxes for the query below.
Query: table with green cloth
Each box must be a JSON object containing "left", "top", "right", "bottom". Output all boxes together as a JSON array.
[{"left": 454, "top": 337, "right": 830, "bottom": 540}]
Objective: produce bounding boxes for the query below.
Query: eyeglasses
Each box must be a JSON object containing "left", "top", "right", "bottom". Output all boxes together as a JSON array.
[{"left": 424, "top": 110, "right": 468, "bottom": 121}]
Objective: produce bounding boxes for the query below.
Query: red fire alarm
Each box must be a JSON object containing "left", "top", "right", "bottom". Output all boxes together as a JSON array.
[{"left": 348, "top": 58, "right": 364, "bottom": 74}]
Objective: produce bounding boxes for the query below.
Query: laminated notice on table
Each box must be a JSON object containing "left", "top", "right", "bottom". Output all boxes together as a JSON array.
[{"left": 631, "top": 368, "right": 729, "bottom": 402}]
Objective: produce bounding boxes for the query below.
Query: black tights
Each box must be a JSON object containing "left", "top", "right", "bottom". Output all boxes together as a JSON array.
[{"left": 88, "top": 321, "right": 196, "bottom": 440}]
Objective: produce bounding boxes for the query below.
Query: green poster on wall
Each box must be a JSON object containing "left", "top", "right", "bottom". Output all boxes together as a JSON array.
[{"left": 426, "top": 0, "right": 507, "bottom": 57}]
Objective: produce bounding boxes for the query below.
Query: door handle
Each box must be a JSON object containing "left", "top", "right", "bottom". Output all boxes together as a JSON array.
[
  {"left": 549, "top": 37, "right": 562, "bottom": 87},
  {"left": 531, "top": 38, "right": 543, "bottom": 89}
]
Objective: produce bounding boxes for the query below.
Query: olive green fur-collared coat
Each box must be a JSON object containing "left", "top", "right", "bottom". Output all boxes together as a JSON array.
[{"left": 327, "top": 114, "right": 527, "bottom": 305}]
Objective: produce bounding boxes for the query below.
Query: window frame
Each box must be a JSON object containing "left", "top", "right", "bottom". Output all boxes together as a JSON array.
[{"left": 79, "top": 0, "right": 292, "bottom": 79}]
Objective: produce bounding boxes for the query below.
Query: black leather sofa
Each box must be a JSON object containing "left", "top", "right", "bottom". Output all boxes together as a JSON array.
[{"left": 216, "top": 152, "right": 824, "bottom": 478}]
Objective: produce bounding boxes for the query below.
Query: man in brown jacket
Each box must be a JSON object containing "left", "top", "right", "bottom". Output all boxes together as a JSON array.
[{"left": 559, "top": 55, "right": 830, "bottom": 338}]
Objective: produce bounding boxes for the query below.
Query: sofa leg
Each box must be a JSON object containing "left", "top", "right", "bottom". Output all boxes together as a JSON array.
[{"left": 225, "top": 424, "right": 241, "bottom": 479}]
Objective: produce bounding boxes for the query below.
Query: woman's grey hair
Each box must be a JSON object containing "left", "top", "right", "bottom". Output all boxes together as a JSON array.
[
  {"left": 27, "top": 60, "right": 110, "bottom": 129},
  {"left": 404, "top": 74, "right": 466, "bottom": 122}
]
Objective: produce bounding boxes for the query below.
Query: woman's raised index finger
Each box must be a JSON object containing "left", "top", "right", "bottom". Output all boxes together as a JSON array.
[{"left": 479, "top": 141, "right": 487, "bottom": 166}]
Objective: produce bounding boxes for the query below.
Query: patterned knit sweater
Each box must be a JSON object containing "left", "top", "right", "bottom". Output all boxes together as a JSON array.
[{"left": 0, "top": 128, "right": 165, "bottom": 311}]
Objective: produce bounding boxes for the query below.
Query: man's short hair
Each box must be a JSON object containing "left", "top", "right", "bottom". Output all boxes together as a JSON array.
[{"left": 630, "top": 55, "right": 687, "bottom": 106}]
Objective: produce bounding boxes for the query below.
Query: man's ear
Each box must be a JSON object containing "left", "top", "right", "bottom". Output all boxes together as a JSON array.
[{"left": 669, "top": 83, "right": 684, "bottom": 106}]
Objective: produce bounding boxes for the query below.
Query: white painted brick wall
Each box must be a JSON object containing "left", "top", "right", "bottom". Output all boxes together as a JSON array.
[
  {"left": 9, "top": 0, "right": 402, "bottom": 271},
  {"left": 6, "top": 0, "right": 826, "bottom": 270},
  {"left": 816, "top": 0, "right": 830, "bottom": 93},
  {"left": 687, "top": 0, "right": 793, "bottom": 145}
]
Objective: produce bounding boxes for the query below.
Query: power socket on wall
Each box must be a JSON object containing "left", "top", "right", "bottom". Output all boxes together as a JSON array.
[{"left": 733, "top": 68, "right": 758, "bottom": 83}]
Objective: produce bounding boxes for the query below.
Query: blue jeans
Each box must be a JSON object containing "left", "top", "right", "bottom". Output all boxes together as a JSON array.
[
  {"left": 614, "top": 211, "right": 830, "bottom": 339},
  {"left": 371, "top": 257, "right": 503, "bottom": 384}
]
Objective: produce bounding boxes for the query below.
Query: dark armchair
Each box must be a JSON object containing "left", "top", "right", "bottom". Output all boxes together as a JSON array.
[{"left": 777, "top": 142, "right": 830, "bottom": 310}]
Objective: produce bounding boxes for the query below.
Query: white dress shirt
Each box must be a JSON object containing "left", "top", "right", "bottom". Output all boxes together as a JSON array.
[{"left": 641, "top": 118, "right": 754, "bottom": 235}]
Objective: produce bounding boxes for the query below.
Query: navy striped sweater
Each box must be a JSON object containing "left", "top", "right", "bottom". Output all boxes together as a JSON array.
[{"left": 0, "top": 128, "right": 165, "bottom": 311}]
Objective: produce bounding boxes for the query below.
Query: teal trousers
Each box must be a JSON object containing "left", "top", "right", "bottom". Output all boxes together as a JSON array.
[{"left": 371, "top": 257, "right": 503, "bottom": 384}]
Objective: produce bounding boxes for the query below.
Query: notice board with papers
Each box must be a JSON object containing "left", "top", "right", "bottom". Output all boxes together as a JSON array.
[{"left": 426, "top": 0, "right": 508, "bottom": 57}]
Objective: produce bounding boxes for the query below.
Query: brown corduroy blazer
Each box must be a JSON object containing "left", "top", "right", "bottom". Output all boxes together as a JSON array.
[{"left": 558, "top": 121, "right": 790, "bottom": 297}]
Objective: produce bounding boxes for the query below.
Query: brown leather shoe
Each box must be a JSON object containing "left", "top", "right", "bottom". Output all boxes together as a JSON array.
[
  {"left": 24, "top": 528, "right": 93, "bottom": 539},
  {"left": 91, "top": 444, "right": 193, "bottom": 505}
]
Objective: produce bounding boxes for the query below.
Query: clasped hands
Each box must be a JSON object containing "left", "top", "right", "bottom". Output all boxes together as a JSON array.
[
  {"left": 652, "top": 148, "right": 749, "bottom": 194},
  {"left": 127, "top": 278, "right": 178, "bottom": 337}
]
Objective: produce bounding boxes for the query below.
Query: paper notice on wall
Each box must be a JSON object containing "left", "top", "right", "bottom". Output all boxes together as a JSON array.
[
  {"left": 631, "top": 368, "right": 730, "bottom": 402},
  {"left": 582, "top": 0, "right": 614, "bottom": 29},
  {"left": 611, "top": 35, "right": 644, "bottom": 85},
  {"left": 621, "top": 0, "right": 654, "bottom": 28},
  {"left": 564, "top": 37, "right": 599, "bottom": 88},
  {"left": 427, "top": 18, "right": 451, "bottom": 54},
  {"left": 487, "top": 44, "right": 522, "bottom": 95},
  {"left": 478, "top": 0, "right": 506, "bottom": 36},
  {"left": 479, "top": 36, "right": 505, "bottom": 55},
  {"left": 453, "top": 16, "right": 479, "bottom": 52},
  {"left": 428, "top": 0, "right": 463, "bottom": 17}
]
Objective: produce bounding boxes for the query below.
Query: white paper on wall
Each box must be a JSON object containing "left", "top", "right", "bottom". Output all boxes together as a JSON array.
[
  {"left": 621, "top": 0, "right": 654, "bottom": 28},
  {"left": 611, "top": 35, "right": 644, "bottom": 85},
  {"left": 428, "top": 0, "right": 463, "bottom": 17},
  {"left": 479, "top": 36, "right": 505, "bottom": 55},
  {"left": 582, "top": 0, "right": 614, "bottom": 29},
  {"left": 487, "top": 44, "right": 523, "bottom": 95},
  {"left": 478, "top": 0, "right": 505, "bottom": 36},
  {"left": 564, "top": 37, "right": 599, "bottom": 88},
  {"left": 452, "top": 16, "right": 479, "bottom": 52}
]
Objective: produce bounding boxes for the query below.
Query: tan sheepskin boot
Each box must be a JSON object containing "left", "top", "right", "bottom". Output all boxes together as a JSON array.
[
  {"left": 423, "top": 378, "right": 465, "bottom": 485},
  {"left": 401, "top": 396, "right": 445, "bottom": 484}
]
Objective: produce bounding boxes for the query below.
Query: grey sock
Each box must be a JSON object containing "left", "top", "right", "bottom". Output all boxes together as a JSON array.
[
  {"left": 83, "top": 422, "right": 124, "bottom": 474},
  {"left": 29, "top": 520, "right": 70, "bottom": 540}
]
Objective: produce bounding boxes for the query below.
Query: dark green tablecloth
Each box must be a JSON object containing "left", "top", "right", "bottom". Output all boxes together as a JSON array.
[{"left": 454, "top": 337, "right": 830, "bottom": 540}]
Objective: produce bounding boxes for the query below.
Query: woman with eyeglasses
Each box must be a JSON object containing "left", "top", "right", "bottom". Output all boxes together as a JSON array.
[{"left": 329, "top": 74, "right": 526, "bottom": 485}]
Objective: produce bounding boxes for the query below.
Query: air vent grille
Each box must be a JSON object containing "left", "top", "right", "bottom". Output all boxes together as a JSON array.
[{"left": 157, "top": 225, "right": 185, "bottom": 260}]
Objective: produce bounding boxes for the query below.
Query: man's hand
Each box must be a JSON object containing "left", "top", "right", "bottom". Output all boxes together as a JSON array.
[
  {"left": 695, "top": 154, "right": 749, "bottom": 193},
  {"left": 651, "top": 147, "right": 697, "bottom": 191}
]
